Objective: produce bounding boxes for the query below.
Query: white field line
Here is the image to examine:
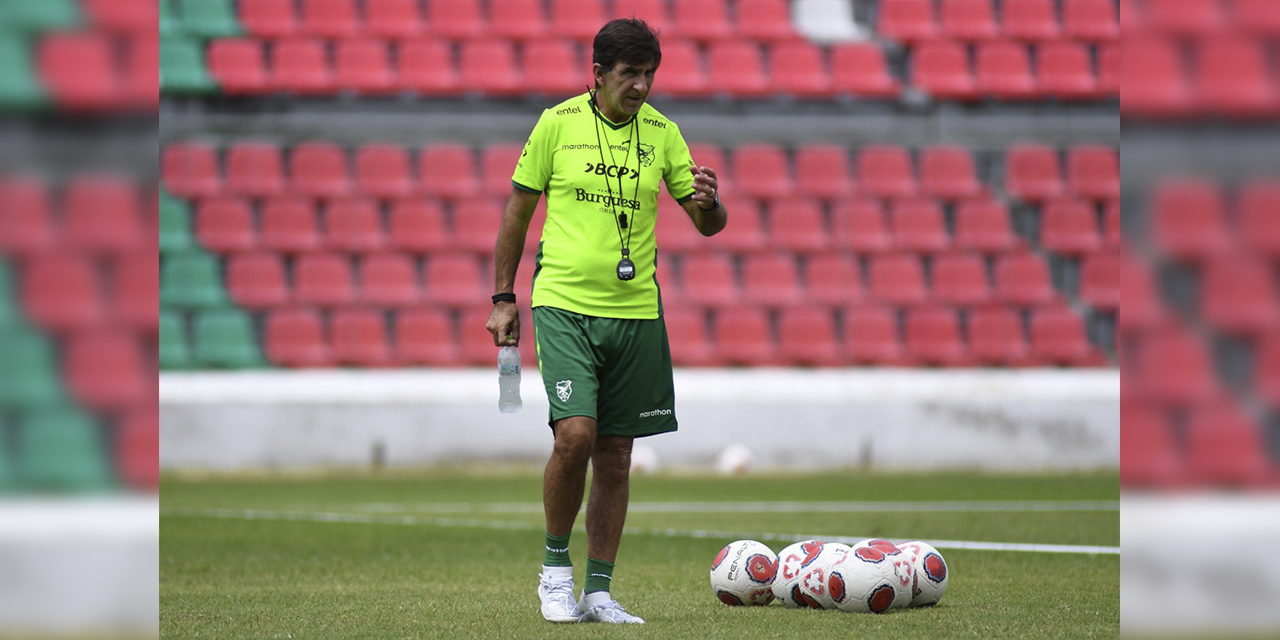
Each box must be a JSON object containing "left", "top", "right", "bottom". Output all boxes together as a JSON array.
[
  {"left": 164, "top": 507, "right": 1119, "bottom": 556},
  {"left": 342, "top": 500, "right": 1119, "bottom": 514}
]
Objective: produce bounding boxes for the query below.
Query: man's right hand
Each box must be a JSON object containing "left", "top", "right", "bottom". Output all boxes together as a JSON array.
[{"left": 486, "top": 302, "right": 520, "bottom": 347}]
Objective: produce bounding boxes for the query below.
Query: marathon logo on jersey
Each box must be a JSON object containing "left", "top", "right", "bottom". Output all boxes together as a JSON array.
[
  {"left": 583, "top": 162, "right": 640, "bottom": 180},
  {"left": 574, "top": 188, "right": 640, "bottom": 210},
  {"left": 555, "top": 105, "right": 582, "bottom": 116}
]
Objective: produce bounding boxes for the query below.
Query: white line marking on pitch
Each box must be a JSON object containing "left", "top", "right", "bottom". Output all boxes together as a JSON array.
[
  {"left": 344, "top": 500, "right": 1120, "bottom": 514},
  {"left": 164, "top": 508, "right": 1119, "bottom": 556}
]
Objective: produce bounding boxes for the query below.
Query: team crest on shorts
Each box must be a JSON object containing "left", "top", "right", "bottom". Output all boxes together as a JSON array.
[{"left": 555, "top": 380, "right": 572, "bottom": 402}]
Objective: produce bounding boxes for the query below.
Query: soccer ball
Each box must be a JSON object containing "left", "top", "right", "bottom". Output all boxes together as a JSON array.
[
  {"left": 828, "top": 542, "right": 912, "bottom": 613},
  {"left": 898, "top": 540, "right": 949, "bottom": 607},
  {"left": 795, "top": 543, "right": 851, "bottom": 610},
  {"left": 771, "top": 540, "right": 826, "bottom": 608},
  {"left": 709, "top": 540, "right": 777, "bottom": 606}
]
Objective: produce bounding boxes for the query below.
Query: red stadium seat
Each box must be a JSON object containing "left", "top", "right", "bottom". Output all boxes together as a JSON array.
[
  {"left": 118, "top": 407, "right": 158, "bottom": 490},
  {"left": 481, "top": 143, "right": 525, "bottom": 196},
  {"left": 1067, "top": 145, "right": 1119, "bottom": 200},
  {"left": 109, "top": 251, "right": 161, "bottom": 331},
  {"left": 399, "top": 38, "right": 462, "bottom": 95},
  {"left": 611, "top": 0, "right": 670, "bottom": 32},
  {"left": 1122, "top": 37, "right": 1191, "bottom": 117},
  {"left": 64, "top": 331, "right": 147, "bottom": 410},
  {"left": 712, "top": 307, "right": 778, "bottom": 366},
  {"left": 1119, "top": 255, "right": 1164, "bottom": 333},
  {"left": 1098, "top": 43, "right": 1119, "bottom": 96},
  {"left": 1064, "top": 0, "right": 1120, "bottom": 40},
  {"left": 63, "top": 176, "right": 142, "bottom": 254},
  {"left": 804, "top": 253, "right": 863, "bottom": 305},
  {"left": 905, "top": 306, "right": 971, "bottom": 365},
  {"left": 331, "top": 307, "right": 394, "bottom": 366},
  {"left": 1001, "top": 0, "right": 1061, "bottom": 40},
  {"left": 732, "top": 144, "right": 792, "bottom": 199},
  {"left": 293, "top": 252, "right": 356, "bottom": 306},
  {"left": 424, "top": 253, "right": 484, "bottom": 305},
  {"left": 0, "top": 177, "right": 55, "bottom": 255},
  {"left": 335, "top": 37, "right": 396, "bottom": 94},
  {"left": 1078, "top": 251, "right": 1120, "bottom": 310},
  {"left": 994, "top": 251, "right": 1057, "bottom": 304},
  {"left": 394, "top": 308, "right": 461, "bottom": 365},
  {"left": 1005, "top": 144, "right": 1063, "bottom": 201},
  {"left": 833, "top": 198, "right": 893, "bottom": 252},
  {"left": 704, "top": 195, "right": 765, "bottom": 252},
  {"left": 1195, "top": 37, "right": 1277, "bottom": 116},
  {"left": 976, "top": 40, "right": 1039, "bottom": 99},
  {"left": 420, "top": 144, "right": 479, "bottom": 198},
  {"left": 890, "top": 197, "right": 949, "bottom": 252},
  {"left": 460, "top": 40, "right": 523, "bottom": 96},
  {"left": 708, "top": 40, "right": 771, "bottom": 98},
  {"left": 365, "top": 0, "right": 424, "bottom": 38},
  {"left": 831, "top": 43, "right": 901, "bottom": 99},
  {"left": 1256, "top": 332, "right": 1280, "bottom": 403},
  {"left": 1147, "top": 0, "right": 1224, "bottom": 36},
  {"left": 1103, "top": 199, "right": 1122, "bottom": 248},
  {"left": 240, "top": 0, "right": 298, "bottom": 37},
  {"left": 522, "top": 39, "right": 584, "bottom": 95},
  {"left": 550, "top": 0, "right": 606, "bottom": 41},
  {"left": 664, "top": 307, "right": 715, "bottom": 366},
  {"left": 125, "top": 34, "right": 156, "bottom": 107},
  {"left": 770, "top": 41, "right": 834, "bottom": 98},
  {"left": 1232, "top": 0, "right": 1280, "bottom": 36},
  {"left": 301, "top": 0, "right": 360, "bottom": 37},
  {"left": 843, "top": 306, "right": 904, "bottom": 364},
  {"left": 742, "top": 252, "right": 802, "bottom": 306},
  {"left": 388, "top": 197, "right": 449, "bottom": 252},
  {"left": 196, "top": 196, "right": 257, "bottom": 252},
  {"left": 458, "top": 305, "right": 501, "bottom": 365},
  {"left": 931, "top": 252, "right": 992, "bottom": 304},
  {"left": 290, "top": 142, "right": 352, "bottom": 197},
  {"left": 208, "top": 39, "right": 271, "bottom": 95},
  {"left": 38, "top": 33, "right": 122, "bottom": 110},
  {"left": 227, "top": 252, "right": 290, "bottom": 308},
  {"left": 1151, "top": 179, "right": 1230, "bottom": 259},
  {"left": 162, "top": 142, "right": 222, "bottom": 198},
  {"left": 688, "top": 143, "right": 729, "bottom": 180},
  {"left": 769, "top": 198, "right": 829, "bottom": 253},
  {"left": 1029, "top": 305, "right": 1102, "bottom": 365},
  {"left": 1038, "top": 41, "right": 1102, "bottom": 101},
  {"left": 1185, "top": 402, "right": 1277, "bottom": 487},
  {"left": 1201, "top": 256, "right": 1280, "bottom": 333},
  {"left": 427, "top": 0, "right": 485, "bottom": 39},
  {"left": 736, "top": 0, "right": 798, "bottom": 41},
  {"left": 795, "top": 144, "right": 854, "bottom": 198},
  {"left": 920, "top": 146, "right": 981, "bottom": 199},
  {"left": 261, "top": 196, "right": 322, "bottom": 252},
  {"left": 265, "top": 307, "right": 333, "bottom": 367},
  {"left": 21, "top": 253, "right": 104, "bottom": 331},
  {"left": 272, "top": 37, "right": 336, "bottom": 94},
  {"left": 656, "top": 198, "right": 702, "bottom": 251},
  {"left": 943, "top": 0, "right": 1001, "bottom": 40},
  {"left": 878, "top": 0, "right": 940, "bottom": 42},
  {"left": 358, "top": 253, "right": 420, "bottom": 307},
  {"left": 954, "top": 197, "right": 1018, "bottom": 252},
  {"left": 911, "top": 39, "right": 979, "bottom": 101},
  {"left": 670, "top": 0, "right": 732, "bottom": 41},
  {"left": 1120, "top": 403, "right": 1182, "bottom": 487},
  {"left": 650, "top": 39, "right": 709, "bottom": 98},
  {"left": 452, "top": 197, "right": 504, "bottom": 253},
  {"left": 681, "top": 253, "right": 739, "bottom": 306},
  {"left": 226, "top": 141, "right": 286, "bottom": 196},
  {"left": 356, "top": 143, "right": 415, "bottom": 197},
  {"left": 859, "top": 145, "right": 917, "bottom": 198},
  {"left": 968, "top": 305, "right": 1029, "bottom": 365},
  {"left": 1238, "top": 180, "right": 1280, "bottom": 255},
  {"left": 779, "top": 307, "right": 843, "bottom": 366},
  {"left": 324, "top": 197, "right": 385, "bottom": 252},
  {"left": 869, "top": 253, "right": 928, "bottom": 305},
  {"left": 490, "top": 0, "right": 550, "bottom": 40},
  {"left": 83, "top": 0, "right": 157, "bottom": 32},
  {"left": 1040, "top": 197, "right": 1101, "bottom": 254}
]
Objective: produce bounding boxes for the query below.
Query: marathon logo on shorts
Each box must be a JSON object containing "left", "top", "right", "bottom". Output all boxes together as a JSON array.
[
  {"left": 574, "top": 188, "right": 640, "bottom": 210},
  {"left": 638, "top": 408, "right": 672, "bottom": 419}
]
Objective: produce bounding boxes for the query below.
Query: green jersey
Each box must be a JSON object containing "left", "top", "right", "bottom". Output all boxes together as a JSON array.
[{"left": 512, "top": 93, "right": 697, "bottom": 320}]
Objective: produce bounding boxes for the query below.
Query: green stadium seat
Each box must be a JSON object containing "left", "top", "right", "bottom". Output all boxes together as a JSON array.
[
  {"left": 0, "top": 329, "right": 65, "bottom": 408},
  {"left": 160, "top": 310, "right": 191, "bottom": 369},
  {"left": 159, "top": 0, "right": 181, "bottom": 35},
  {"left": 177, "top": 0, "right": 242, "bottom": 37},
  {"left": 0, "top": 420, "right": 10, "bottom": 491},
  {"left": 159, "top": 189, "right": 196, "bottom": 252},
  {"left": 0, "top": 34, "right": 47, "bottom": 109},
  {"left": 0, "top": 0, "right": 80, "bottom": 32},
  {"left": 161, "top": 251, "right": 229, "bottom": 307},
  {"left": 159, "top": 36, "right": 219, "bottom": 94},
  {"left": 17, "top": 409, "right": 114, "bottom": 492},
  {"left": 0, "top": 260, "right": 16, "bottom": 326},
  {"left": 193, "top": 307, "right": 265, "bottom": 368}
]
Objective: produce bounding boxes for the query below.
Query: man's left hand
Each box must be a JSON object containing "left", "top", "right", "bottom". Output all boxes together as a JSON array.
[{"left": 690, "top": 165, "right": 718, "bottom": 209}]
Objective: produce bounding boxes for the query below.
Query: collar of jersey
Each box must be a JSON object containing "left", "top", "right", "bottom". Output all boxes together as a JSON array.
[{"left": 587, "top": 93, "right": 636, "bottom": 130}]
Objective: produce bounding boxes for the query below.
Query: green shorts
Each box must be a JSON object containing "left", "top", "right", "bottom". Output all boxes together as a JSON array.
[{"left": 531, "top": 306, "right": 678, "bottom": 438}]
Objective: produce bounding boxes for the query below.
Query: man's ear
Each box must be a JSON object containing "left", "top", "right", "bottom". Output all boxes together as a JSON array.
[{"left": 591, "top": 62, "right": 604, "bottom": 86}]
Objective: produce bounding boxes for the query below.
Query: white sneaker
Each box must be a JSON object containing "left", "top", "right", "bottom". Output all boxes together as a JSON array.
[
  {"left": 537, "top": 571, "right": 579, "bottom": 623},
  {"left": 575, "top": 593, "right": 645, "bottom": 624}
]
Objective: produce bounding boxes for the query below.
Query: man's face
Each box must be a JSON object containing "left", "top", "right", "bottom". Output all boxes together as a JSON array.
[{"left": 594, "top": 59, "right": 658, "bottom": 116}]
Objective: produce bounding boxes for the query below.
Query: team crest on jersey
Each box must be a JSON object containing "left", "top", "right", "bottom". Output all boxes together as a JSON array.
[
  {"left": 555, "top": 380, "right": 572, "bottom": 402},
  {"left": 621, "top": 140, "right": 656, "bottom": 167}
]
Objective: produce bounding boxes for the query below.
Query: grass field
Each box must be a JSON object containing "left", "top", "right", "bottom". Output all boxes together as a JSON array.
[{"left": 161, "top": 468, "right": 1118, "bottom": 638}]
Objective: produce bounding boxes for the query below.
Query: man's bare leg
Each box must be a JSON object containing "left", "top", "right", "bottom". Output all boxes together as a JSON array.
[
  {"left": 544, "top": 416, "right": 597, "bottom": 536},
  {"left": 585, "top": 435, "right": 633, "bottom": 563}
]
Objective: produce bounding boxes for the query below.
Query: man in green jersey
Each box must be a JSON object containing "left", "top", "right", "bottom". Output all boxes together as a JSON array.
[{"left": 484, "top": 18, "right": 726, "bottom": 625}]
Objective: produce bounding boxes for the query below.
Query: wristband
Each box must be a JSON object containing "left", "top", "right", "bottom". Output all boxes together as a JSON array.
[{"left": 491, "top": 293, "right": 516, "bottom": 305}]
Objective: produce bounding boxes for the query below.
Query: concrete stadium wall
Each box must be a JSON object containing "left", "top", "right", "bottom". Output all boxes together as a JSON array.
[{"left": 160, "top": 369, "right": 1119, "bottom": 472}]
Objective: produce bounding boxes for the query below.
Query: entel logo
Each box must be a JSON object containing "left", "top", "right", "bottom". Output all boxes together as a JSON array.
[
  {"left": 638, "top": 409, "right": 672, "bottom": 418},
  {"left": 556, "top": 106, "right": 582, "bottom": 115},
  {"left": 642, "top": 117, "right": 666, "bottom": 129}
]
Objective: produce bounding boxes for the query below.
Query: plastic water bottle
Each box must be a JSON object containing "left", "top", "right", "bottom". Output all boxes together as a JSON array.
[{"left": 497, "top": 346, "right": 522, "bottom": 413}]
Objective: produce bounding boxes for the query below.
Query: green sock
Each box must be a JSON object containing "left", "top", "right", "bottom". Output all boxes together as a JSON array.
[
  {"left": 543, "top": 531, "right": 572, "bottom": 567},
  {"left": 584, "top": 557, "right": 614, "bottom": 594}
]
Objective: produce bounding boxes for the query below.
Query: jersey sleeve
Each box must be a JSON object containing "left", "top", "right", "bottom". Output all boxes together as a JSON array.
[
  {"left": 511, "top": 110, "right": 555, "bottom": 193},
  {"left": 663, "top": 123, "right": 697, "bottom": 204}
]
